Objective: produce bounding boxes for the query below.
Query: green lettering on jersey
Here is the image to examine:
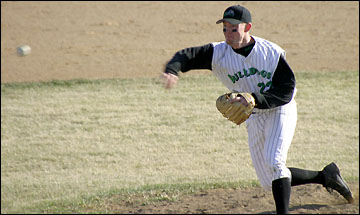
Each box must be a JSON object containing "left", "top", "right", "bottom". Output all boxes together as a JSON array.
[
  {"left": 243, "top": 69, "right": 250, "bottom": 77},
  {"left": 238, "top": 71, "right": 244, "bottom": 78},
  {"left": 227, "top": 74, "right": 238, "bottom": 83},
  {"left": 249, "top": 67, "right": 258, "bottom": 75},
  {"left": 260, "top": 70, "right": 267, "bottom": 78},
  {"left": 227, "top": 68, "right": 271, "bottom": 84},
  {"left": 267, "top": 72, "right": 272, "bottom": 79}
]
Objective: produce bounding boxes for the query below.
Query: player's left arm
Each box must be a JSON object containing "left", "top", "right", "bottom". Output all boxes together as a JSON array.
[{"left": 251, "top": 55, "right": 296, "bottom": 109}]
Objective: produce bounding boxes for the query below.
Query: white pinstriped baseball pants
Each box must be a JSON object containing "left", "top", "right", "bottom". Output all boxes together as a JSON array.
[{"left": 246, "top": 100, "right": 297, "bottom": 190}]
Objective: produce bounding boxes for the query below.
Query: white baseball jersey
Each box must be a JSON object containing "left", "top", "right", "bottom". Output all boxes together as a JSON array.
[{"left": 211, "top": 36, "right": 297, "bottom": 190}]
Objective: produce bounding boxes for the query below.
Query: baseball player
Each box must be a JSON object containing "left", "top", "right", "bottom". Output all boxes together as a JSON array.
[{"left": 162, "top": 5, "right": 354, "bottom": 214}]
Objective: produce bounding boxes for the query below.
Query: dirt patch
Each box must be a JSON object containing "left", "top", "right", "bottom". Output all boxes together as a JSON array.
[
  {"left": 1, "top": 2, "right": 359, "bottom": 214},
  {"left": 109, "top": 182, "right": 359, "bottom": 214},
  {"left": 1, "top": 2, "right": 359, "bottom": 83}
]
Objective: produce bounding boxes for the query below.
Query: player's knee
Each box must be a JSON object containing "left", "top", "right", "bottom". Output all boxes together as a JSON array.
[{"left": 264, "top": 161, "right": 291, "bottom": 181}]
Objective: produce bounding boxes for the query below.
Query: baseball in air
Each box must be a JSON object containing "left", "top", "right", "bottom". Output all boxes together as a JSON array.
[{"left": 17, "top": 45, "right": 31, "bottom": 56}]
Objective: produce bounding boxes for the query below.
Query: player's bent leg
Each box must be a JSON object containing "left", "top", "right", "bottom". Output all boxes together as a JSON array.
[
  {"left": 289, "top": 167, "right": 325, "bottom": 186},
  {"left": 289, "top": 163, "right": 354, "bottom": 203}
]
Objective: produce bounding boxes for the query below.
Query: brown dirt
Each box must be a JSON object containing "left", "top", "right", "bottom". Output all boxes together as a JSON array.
[
  {"left": 1, "top": 2, "right": 359, "bottom": 214},
  {"left": 1, "top": 2, "right": 358, "bottom": 83},
  {"left": 111, "top": 183, "right": 359, "bottom": 214}
]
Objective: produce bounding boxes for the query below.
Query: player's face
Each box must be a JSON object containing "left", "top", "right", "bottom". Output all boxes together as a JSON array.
[{"left": 223, "top": 22, "right": 247, "bottom": 48}]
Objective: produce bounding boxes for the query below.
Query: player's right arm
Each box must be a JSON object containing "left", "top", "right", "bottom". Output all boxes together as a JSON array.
[{"left": 162, "top": 43, "right": 213, "bottom": 89}]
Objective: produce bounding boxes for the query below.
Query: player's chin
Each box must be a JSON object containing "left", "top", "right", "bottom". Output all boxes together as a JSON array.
[
  {"left": 225, "top": 40, "right": 234, "bottom": 46},
  {"left": 225, "top": 37, "right": 234, "bottom": 43}
]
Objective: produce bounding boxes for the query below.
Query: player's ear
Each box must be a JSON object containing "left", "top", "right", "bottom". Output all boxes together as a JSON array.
[{"left": 244, "top": 23, "right": 252, "bottom": 32}]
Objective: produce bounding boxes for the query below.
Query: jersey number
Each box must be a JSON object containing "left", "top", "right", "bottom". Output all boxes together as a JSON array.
[{"left": 258, "top": 81, "right": 272, "bottom": 94}]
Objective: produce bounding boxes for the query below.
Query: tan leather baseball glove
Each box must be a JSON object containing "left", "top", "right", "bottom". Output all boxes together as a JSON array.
[{"left": 216, "top": 92, "right": 255, "bottom": 125}]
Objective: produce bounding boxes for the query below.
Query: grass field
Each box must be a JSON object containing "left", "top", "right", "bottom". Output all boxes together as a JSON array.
[{"left": 1, "top": 71, "right": 359, "bottom": 213}]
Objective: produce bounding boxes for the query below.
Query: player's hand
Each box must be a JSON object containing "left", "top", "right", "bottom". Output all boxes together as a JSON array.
[{"left": 161, "top": 73, "right": 178, "bottom": 89}]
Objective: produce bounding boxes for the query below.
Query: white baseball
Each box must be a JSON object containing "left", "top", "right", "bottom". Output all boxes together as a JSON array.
[{"left": 17, "top": 45, "right": 31, "bottom": 56}]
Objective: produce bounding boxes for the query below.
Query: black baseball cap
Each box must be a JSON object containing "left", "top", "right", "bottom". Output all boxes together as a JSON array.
[{"left": 216, "top": 5, "right": 252, "bottom": 25}]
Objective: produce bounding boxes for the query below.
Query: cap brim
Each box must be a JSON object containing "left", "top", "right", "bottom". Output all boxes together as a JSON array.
[{"left": 216, "top": 18, "right": 243, "bottom": 25}]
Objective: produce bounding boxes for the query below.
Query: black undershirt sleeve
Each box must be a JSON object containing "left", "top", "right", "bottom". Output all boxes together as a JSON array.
[
  {"left": 251, "top": 55, "right": 296, "bottom": 109},
  {"left": 164, "top": 43, "right": 213, "bottom": 75}
]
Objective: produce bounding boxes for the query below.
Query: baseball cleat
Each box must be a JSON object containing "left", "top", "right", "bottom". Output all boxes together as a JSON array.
[{"left": 322, "top": 162, "right": 354, "bottom": 204}]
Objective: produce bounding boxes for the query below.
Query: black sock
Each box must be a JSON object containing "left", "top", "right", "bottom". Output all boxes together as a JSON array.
[
  {"left": 272, "top": 177, "right": 291, "bottom": 214},
  {"left": 289, "top": 167, "right": 325, "bottom": 186}
]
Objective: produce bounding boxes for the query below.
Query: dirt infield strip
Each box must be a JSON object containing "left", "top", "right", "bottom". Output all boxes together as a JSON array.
[
  {"left": 1, "top": 2, "right": 359, "bottom": 83},
  {"left": 102, "top": 183, "right": 359, "bottom": 214}
]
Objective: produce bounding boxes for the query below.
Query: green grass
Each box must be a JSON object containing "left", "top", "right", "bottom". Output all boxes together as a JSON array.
[{"left": 1, "top": 71, "right": 359, "bottom": 213}]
